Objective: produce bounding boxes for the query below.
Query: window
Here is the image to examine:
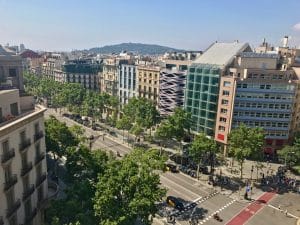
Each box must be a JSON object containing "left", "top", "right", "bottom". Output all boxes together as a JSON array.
[
  {"left": 222, "top": 90, "right": 230, "bottom": 96},
  {"left": 2, "top": 140, "right": 9, "bottom": 153},
  {"left": 242, "top": 84, "right": 247, "bottom": 88},
  {"left": 221, "top": 99, "right": 228, "bottom": 105},
  {"left": 10, "top": 102, "right": 18, "bottom": 116},
  {"left": 0, "top": 107, "right": 2, "bottom": 122},
  {"left": 220, "top": 117, "right": 227, "bottom": 123},
  {"left": 218, "top": 126, "right": 225, "bottom": 131},
  {"left": 9, "top": 68, "right": 17, "bottom": 77},
  {"left": 220, "top": 108, "right": 227, "bottom": 114},
  {"left": 266, "top": 85, "right": 271, "bottom": 89},
  {"left": 223, "top": 81, "right": 231, "bottom": 87}
]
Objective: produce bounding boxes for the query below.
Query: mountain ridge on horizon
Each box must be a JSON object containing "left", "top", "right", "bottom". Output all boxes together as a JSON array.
[{"left": 88, "top": 42, "right": 187, "bottom": 55}]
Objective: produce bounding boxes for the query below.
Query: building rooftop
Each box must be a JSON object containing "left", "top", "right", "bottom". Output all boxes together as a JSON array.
[
  {"left": 0, "top": 45, "right": 16, "bottom": 56},
  {"left": 193, "top": 42, "right": 250, "bottom": 67},
  {"left": 240, "top": 52, "right": 278, "bottom": 59}
]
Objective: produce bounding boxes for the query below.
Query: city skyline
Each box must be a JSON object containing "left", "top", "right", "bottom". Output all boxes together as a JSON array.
[{"left": 0, "top": 0, "right": 300, "bottom": 51}]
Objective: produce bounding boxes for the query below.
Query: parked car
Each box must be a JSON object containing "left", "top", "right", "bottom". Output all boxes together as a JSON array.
[
  {"left": 62, "top": 113, "right": 70, "bottom": 117},
  {"left": 166, "top": 196, "right": 184, "bottom": 211},
  {"left": 165, "top": 163, "right": 179, "bottom": 173}
]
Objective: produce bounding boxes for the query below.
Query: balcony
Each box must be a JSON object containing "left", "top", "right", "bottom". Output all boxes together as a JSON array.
[
  {"left": 22, "top": 184, "right": 35, "bottom": 201},
  {"left": 35, "top": 152, "right": 45, "bottom": 165},
  {"left": 21, "top": 162, "right": 33, "bottom": 177},
  {"left": 4, "top": 174, "right": 17, "bottom": 191},
  {"left": 24, "top": 208, "right": 37, "bottom": 225},
  {"left": 34, "top": 131, "right": 44, "bottom": 142},
  {"left": 1, "top": 148, "right": 15, "bottom": 164},
  {"left": 6, "top": 199, "right": 21, "bottom": 218},
  {"left": 19, "top": 138, "right": 31, "bottom": 153},
  {"left": 36, "top": 173, "right": 47, "bottom": 187}
]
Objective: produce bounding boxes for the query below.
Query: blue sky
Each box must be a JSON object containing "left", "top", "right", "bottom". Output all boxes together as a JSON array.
[{"left": 0, "top": 0, "right": 300, "bottom": 51}]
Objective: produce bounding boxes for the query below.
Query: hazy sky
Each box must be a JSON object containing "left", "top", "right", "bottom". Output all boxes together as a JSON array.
[{"left": 1, "top": 0, "right": 300, "bottom": 51}]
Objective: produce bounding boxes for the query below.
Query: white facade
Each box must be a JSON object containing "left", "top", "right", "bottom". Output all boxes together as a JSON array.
[
  {"left": 118, "top": 64, "right": 137, "bottom": 105},
  {"left": 0, "top": 89, "right": 47, "bottom": 225}
]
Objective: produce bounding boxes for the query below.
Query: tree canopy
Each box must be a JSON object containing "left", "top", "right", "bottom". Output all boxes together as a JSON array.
[
  {"left": 228, "top": 123, "right": 264, "bottom": 178},
  {"left": 93, "top": 148, "right": 166, "bottom": 225}
]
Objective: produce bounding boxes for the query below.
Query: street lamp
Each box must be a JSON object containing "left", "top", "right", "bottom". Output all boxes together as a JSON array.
[{"left": 250, "top": 165, "right": 254, "bottom": 180}]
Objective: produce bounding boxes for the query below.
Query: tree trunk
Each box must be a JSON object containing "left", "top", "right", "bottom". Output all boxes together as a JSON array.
[
  {"left": 240, "top": 162, "right": 243, "bottom": 179},
  {"left": 197, "top": 163, "right": 200, "bottom": 180}
]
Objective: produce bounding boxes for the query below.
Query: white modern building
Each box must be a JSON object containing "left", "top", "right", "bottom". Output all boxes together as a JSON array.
[{"left": 118, "top": 64, "right": 138, "bottom": 105}]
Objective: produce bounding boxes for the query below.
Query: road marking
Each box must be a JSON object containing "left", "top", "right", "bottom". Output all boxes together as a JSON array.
[
  {"left": 267, "top": 204, "right": 300, "bottom": 219},
  {"left": 199, "top": 199, "right": 237, "bottom": 224},
  {"left": 225, "top": 191, "right": 277, "bottom": 225},
  {"left": 160, "top": 175, "right": 202, "bottom": 199}
]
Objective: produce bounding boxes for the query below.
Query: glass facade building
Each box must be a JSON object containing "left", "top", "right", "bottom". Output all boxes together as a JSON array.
[{"left": 185, "top": 64, "right": 221, "bottom": 135}]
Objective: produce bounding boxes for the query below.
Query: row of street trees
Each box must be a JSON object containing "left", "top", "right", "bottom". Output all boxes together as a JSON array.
[
  {"left": 24, "top": 73, "right": 118, "bottom": 123},
  {"left": 44, "top": 116, "right": 167, "bottom": 225}
]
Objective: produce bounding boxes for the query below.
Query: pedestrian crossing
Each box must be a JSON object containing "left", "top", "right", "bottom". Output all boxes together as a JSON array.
[
  {"left": 198, "top": 199, "right": 237, "bottom": 224},
  {"left": 170, "top": 191, "right": 219, "bottom": 217}
]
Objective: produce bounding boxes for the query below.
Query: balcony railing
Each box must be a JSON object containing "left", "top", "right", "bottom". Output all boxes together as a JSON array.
[
  {"left": 36, "top": 173, "right": 47, "bottom": 187},
  {"left": 4, "top": 174, "right": 17, "bottom": 191},
  {"left": 35, "top": 152, "right": 45, "bottom": 165},
  {"left": 34, "top": 131, "right": 44, "bottom": 142},
  {"left": 1, "top": 148, "right": 15, "bottom": 164},
  {"left": 6, "top": 199, "right": 21, "bottom": 218},
  {"left": 21, "top": 162, "right": 33, "bottom": 177},
  {"left": 19, "top": 138, "right": 31, "bottom": 152},
  {"left": 24, "top": 208, "right": 37, "bottom": 225},
  {"left": 22, "top": 184, "right": 35, "bottom": 201}
]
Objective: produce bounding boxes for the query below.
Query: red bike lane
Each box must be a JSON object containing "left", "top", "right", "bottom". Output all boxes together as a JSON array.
[{"left": 226, "top": 192, "right": 277, "bottom": 225}]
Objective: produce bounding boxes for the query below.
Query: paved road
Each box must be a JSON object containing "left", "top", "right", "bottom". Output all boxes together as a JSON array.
[
  {"left": 44, "top": 108, "right": 300, "bottom": 225},
  {"left": 44, "top": 108, "right": 131, "bottom": 156}
]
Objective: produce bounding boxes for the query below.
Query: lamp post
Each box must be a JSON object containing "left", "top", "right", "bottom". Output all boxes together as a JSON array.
[{"left": 250, "top": 165, "right": 254, "bottom": 180}]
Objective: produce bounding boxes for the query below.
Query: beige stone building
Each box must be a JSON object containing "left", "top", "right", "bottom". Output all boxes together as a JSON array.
[
  {"left": 100, "top": 58, "right": 119, "bottom": 96},
  {"left": 137, "top": 65, "right": 160, "bottom": 104},
  {"left": 0, "top": 46, "right": 24, "bottom": 92},
  {"left": 0, "top": 46, "right": 48, "bottom": 225},
  {"left": 0, "top": 89, "right": 48, "bottom": 225}
]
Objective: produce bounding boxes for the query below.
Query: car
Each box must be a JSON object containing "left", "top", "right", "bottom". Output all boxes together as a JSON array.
[
  {"left": 62, "top": 113, "right": 70, "bottom": 117},
  {"left": 165, "top": 163, "right": 179, "bottom": 173},
  {"left": 166, "top": 196, "right": 184, "bottom": 211}
]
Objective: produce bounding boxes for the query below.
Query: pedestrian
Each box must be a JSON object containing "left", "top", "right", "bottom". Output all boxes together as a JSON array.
[
  {"left": 284, "top": 209, "right": 288, "bottom": 216},
  {"left": 278, "top": 205, "right": 281, "bottom": 212}
]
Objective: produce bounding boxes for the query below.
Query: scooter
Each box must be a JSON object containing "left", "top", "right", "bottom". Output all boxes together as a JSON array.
[{"left": 213, "top": 213, "right": 223, "bottom": 222}]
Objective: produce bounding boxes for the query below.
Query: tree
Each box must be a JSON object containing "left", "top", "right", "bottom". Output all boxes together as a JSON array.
[
  {"left": 155, "top": 120, "right": 174, "bottom": 146},
  {"left": 70, "top": 125, "right": 86, "bottom": 143},
  {"left": 228, "top": 123, "right": 264, "bottom": 179},
  {"left": 277, "top": 145, "right": 299, "bottom": 167},
  {"left": 155, "top": 108, "right": 191, "bottom": 143},
  {"left": 116, "top": 116, "right": 132, "bottom": 142},
  {"left": 122, "top": 97, "right": 159, "bottom": 136},
  {"left": 130, "top": 124, "right": 144, "bottom": 143},
  {"left": 93, "top": 148, "right": 167, "bottom": 225},
  {"left": 45, "top": 116, "right": 78, "bottom": 159},
  {"left": 47, "top": 146, "right": 109, "bottom": 225},
  {"left": 168, "top": 108, "right": 191, "bottom": 141},
  {"left": 189, "top": 133, "right": 218, "bottom": 177}
]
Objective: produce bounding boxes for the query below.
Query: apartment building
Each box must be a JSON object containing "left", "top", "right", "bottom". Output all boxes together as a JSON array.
[
  {"left": 184, "top": 42, "right": 251, "bottom": 135},
  {"left": 118, "top": 64, "right": 137, "bottom": 105},
  {"left": 0, "top": 45, "right": 24, "bottom": 92},
  {"left": 215, "top": 52, "right": 300, "bottom": 156},
  {"left": 100, "top": 58, "right": 119, "bottom": 96},
  {"left": 0, "top": 89, "right": 47, "bottom": 225},
  {"left": 63, "top": 59, "right": 101, "bottom": 91},
  {"left": 137, "top": 65, "right": 160, "bottom": 104},
  {"left": 0, "top": 46, "right": 48, "bottom": 225}
]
